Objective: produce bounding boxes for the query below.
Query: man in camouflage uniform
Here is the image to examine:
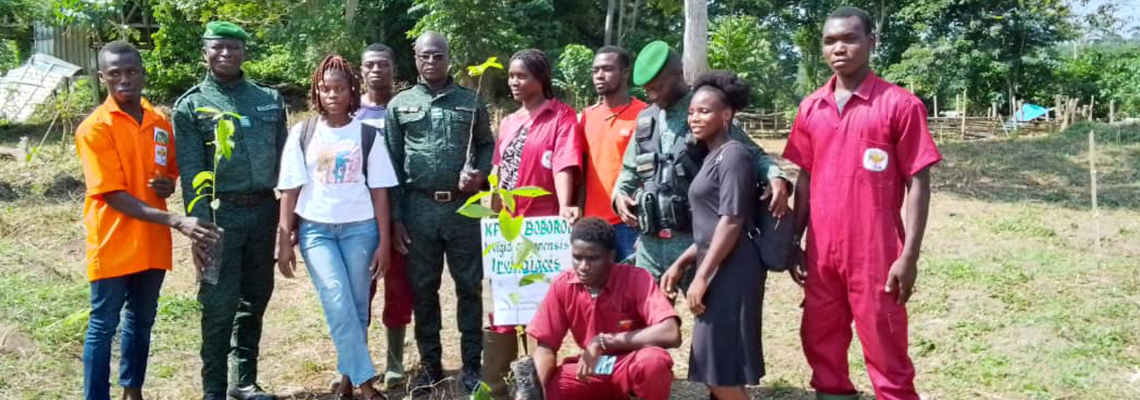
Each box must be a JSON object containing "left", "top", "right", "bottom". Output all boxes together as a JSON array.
[
  {"left": 172, "top": 21, "right": 285, "bottom": 400},
  {"left": 384, "top": 32, "right": 493, "bottom": 394},
  {"left": 612, "top": 41, "right": 790, "bottom": 287}
]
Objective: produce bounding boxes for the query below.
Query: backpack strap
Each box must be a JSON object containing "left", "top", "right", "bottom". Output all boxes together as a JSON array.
[
  {"left": 360, "top": 120, "right": 379, "bottom": 178},
  {"left": 299, "top": 116, "right": 318, "bottom": 157}
]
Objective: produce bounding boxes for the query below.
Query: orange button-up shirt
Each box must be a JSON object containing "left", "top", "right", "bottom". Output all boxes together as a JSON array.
[{"left": 76, "top": 96, "right": 179, "bottom": 282}]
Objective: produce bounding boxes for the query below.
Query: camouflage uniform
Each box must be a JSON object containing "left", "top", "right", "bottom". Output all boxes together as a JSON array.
[
  {"left": 613, "top": 91, "right": 786, "bottom": 282},
  {"left": 172, "top": 72, "right": 286, "bottom": 395},
  {"left": 384, "top": 78, "right": 494, "bottom": 370}
]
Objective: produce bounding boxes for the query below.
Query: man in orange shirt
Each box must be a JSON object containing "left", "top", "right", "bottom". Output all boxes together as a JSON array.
[
  {"left": 580, "top": 46, "right": 646, "bottom": 262},
  {"left": 76, "top": 41, "right": 219, "bottom": 400}
]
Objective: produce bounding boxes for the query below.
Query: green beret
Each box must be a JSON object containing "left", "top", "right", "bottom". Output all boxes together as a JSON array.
[
  {"left": 633, "top": 40, "right": 671, "bottom": 86},
  {"left": 202, "top": 21, "right": 249, "bottom": 41}
]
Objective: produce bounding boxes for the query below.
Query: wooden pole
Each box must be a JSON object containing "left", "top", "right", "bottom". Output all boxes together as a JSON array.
[
  {"left": 1090, "top": 96, "right": 1096, "bottom": 121},
  {"left": 960, "top": 91, "right": 967, "bottom": 140},
  {"left": 1088, "top": 129, "right": 1101, "bottom": 264},
  {"left": 1012, "top": 95, "right": 1019, "bottom": 134},
  {"left": 1109, "top": 99, "right": 1115, "bottom": 123},
  {"left": 933, "top": 95, "right": 939, "bottom": 118}
]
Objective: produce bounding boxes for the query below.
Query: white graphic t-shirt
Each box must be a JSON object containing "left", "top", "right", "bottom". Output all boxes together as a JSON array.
[{"left": 277, "top": 118, "right": 398, "bottom": 224}]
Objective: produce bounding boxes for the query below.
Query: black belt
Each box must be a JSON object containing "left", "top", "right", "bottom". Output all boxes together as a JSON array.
[
  {"left": 218, "top": 190, "right": 276, "bottom": 207},
  {"left": 414, "top": 189, "right": 469, "bottom": 203}
]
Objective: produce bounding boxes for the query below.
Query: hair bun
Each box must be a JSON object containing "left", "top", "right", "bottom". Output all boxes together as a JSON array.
[{"left": 692, "top": 70, "right": 750, "bottom": 111}]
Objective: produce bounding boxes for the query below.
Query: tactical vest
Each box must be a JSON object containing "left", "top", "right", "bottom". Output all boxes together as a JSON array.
[{"left": 632, "top": 105, "right": 707, "bottom": 236}]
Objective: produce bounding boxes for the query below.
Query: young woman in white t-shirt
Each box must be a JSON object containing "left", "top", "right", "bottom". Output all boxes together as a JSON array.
[{"left": 276, "top": 55, "right": 395, "bottom": 400}]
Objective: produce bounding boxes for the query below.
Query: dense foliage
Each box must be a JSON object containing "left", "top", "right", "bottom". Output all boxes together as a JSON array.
[{"left": 3, "top": 0, "right": 1136, "bottom": 117}]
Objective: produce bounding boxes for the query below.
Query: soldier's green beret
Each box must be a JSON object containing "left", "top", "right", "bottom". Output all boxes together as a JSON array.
[
  {"left": 633, "top": 40, "right": 671, "bottom": 86},
  {"left": 202, "top": 21, "right": 249, "bottom": 41}
]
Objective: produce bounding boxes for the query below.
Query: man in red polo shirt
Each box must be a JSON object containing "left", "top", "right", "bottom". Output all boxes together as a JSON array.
[
  {"left": 783, "top": 7, "right": 941, "bottom": 400},
  {"left": 527, "top": 218, "right": 681, "bottom": 400}
]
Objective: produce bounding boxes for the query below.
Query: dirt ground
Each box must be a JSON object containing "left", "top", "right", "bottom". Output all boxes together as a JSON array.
[{"left": 1, "top": 130, "right": 1138, "bottom": 399}]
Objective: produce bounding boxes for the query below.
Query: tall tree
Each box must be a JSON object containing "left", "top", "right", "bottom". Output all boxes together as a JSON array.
[
  {"left": 683, "top": 0, "right": 709, "bottom": 83},
  {"left": 890, "top": 0, "right": 1075, "bottom": 108},
  {"left": 605, "top": 0, "right": 616, "bottom": 45}
]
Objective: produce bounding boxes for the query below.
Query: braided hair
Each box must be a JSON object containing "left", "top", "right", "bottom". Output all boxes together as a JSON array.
[
  {"left": 510, "top": 49, "right": 555, "bottom": 100},
  {"left": 309, "top": 54, "right": 362, "bottom": 116}
]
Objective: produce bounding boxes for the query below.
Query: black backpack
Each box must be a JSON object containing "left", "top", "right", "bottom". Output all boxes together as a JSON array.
[
  {"left": 298, "top": 116, "right": 379, "bottom": 177},
  {"left": 746, "top": 179, "right": 798, "bottom": 272}
]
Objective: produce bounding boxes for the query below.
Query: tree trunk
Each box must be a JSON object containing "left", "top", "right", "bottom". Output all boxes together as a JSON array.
[
  {"left": 345, "top": 0, "right": 358, "bottom": 25},
  {"left": 605, "top": 0, "right": 616, "bottom": 45},
  {"left": 616, "top": 0, "right": 625, "bottom": 46},
  {"left": 622, "top": 0, "right": 643, "bottom": 44},
  {"left": 683, "top": 0, "right": 709, "bottom": 84}
]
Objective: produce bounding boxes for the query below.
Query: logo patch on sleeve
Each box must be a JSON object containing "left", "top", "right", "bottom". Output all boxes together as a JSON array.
[
  {"left": 541, "top": 151, "right": 553, "bottom": 169},
  {"left": 863, "top": 148, "right": 889, "bottom": 172}
]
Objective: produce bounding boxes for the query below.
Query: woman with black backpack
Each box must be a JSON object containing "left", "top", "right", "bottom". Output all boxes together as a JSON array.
[
  {"left": 660, "top": 71, "right": 766, "bottom": 400},
  {"left": 275, "top": 54, "right": 396, "bottom": 400}
]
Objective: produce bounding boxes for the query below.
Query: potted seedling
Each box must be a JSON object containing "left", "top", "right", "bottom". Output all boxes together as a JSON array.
[{"left": 187, "top": 106, "right": 241, "bottom": 285}]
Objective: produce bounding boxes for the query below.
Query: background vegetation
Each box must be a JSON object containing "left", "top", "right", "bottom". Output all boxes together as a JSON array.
[{"left": 0, "top": 0, "right": 1136, "bottom": 116}]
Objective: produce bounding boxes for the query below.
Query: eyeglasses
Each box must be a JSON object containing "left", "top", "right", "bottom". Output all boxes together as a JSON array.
[{"left": 416, "top": 53, "right": 447, "bottom": 63}]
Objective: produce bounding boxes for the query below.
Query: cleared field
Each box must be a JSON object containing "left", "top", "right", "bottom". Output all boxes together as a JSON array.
[{"left": 0, "top": 122, "right": 1137, "bottom": 399}]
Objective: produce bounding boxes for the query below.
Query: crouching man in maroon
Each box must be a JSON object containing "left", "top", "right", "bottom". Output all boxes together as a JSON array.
[{"left": 527, "top": 217, "right": 682, "bottom": 400}]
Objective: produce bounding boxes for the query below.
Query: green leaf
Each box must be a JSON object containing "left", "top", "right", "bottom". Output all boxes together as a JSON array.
[
  {"left": 470, "top": 382, "right": 493, "bottom": 400},
  {"left": 500, "top": 190, "right": 516, "bottom": 215},
  {"left": 187, "top": 194, "right": 210, "bottom": 213},
  {"left": 509, "top": 186, "right": 552, "bottom": 198},
  {"left": 216, "top": 119, "right": 235, "bottom": 160},
  {"left": 195, "top": 183, "right": 212, "bottom": 195},
  {"left": 192, "top": 171, "right": 214, "bottom": 189},
  {"left": 514, "top": 236, "right": 536, "bottom": 265},
  {"left": 482, "top": 242, "right": 498, "bottom": 256},
  {"left": 467, "top": 56, "right": 504, "bottom": 77},
  {"left": 487, "top": 173, "right": 499, "bottom": 189},
  {"left": 498, "top": 209, "right": 514, "bottom": 241},
  {"left": 462, "top": 190, "right": 492, "bottom": 207},
  {"left": 195, "top": 106, "right": 221, "bottom": 115},
  {"left": 222, "top": 111, "right": 243, "bottom": 120},
  {"left": 500, "top": 210, "right": 523, "bottom": 242},
  {"left": 508, "top": 293, "right": 521, "bottom": 305},
  {"left": 457, "top": 204, "right": 496, "bottom": 219},
  {"left": 519, "top": 273, "right": 545, "bottom": 287},
  {"left": 210, "top": 198, "right": 221, "bottom": 210}
]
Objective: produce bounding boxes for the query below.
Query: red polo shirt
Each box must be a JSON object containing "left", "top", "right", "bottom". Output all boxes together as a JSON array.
[
  {"left": 494, "top": 99, "right": 584, "bottom": 217},
  {"left": 783, "top": 73, "right": 941, "bottom": 264},
  {"left": 527, "top": 263, "right": 678, "bottom": 351}
]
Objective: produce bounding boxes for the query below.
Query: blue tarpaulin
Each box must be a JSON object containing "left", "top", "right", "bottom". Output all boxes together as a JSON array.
[{"left": 1014, "top": 103, "right": 1050, "bottom": 122}]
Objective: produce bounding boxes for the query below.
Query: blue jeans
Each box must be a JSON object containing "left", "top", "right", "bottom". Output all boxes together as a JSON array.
[
  {"left": 299, "top": 218, "right": 379, "bottom": 386},
  {"left": 83, "top": 269, "right": 166, "bottom": 400},
  {"left": 613, "top": 223, "right": 638, "bottom": 263}
]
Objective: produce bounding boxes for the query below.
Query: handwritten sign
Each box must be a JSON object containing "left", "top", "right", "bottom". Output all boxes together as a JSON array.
[{"left": 481, "top": 216, "right": 572, "bottom": 325}]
